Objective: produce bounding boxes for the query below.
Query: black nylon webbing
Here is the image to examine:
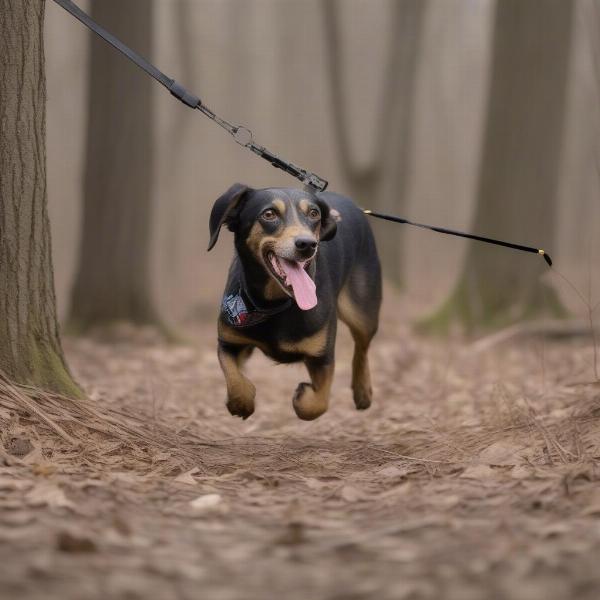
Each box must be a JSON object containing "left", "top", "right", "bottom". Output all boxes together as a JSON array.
[
  {"left": 51, "top": 0, "right": 329, "bottom": 191},
  {"left": 52, "top": 0, "right": 200, "bottom": 107},
  {"left": 363, "top": 210, "right": 552, "bottom": 266}
]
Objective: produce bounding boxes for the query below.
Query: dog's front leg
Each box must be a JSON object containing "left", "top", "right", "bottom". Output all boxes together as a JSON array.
[
  {"left": 292, "top": 357, "right": 334, "bottom": 421},
  {"left": 218, "top": 342, "right": 256, "bottom": 419}
]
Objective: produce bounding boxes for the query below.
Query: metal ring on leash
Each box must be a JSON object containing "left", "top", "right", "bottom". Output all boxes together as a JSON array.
[{"left": 232, "top": 126, "right": 253, "bottom": 148}]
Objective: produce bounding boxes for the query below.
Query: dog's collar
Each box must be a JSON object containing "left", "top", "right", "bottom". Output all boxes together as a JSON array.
[{"left": 221, "top": 285, "right": 292, "bottom": 328}]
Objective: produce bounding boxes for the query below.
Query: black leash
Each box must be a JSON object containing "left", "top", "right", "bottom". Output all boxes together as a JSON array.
[
  {"left": 52, "top": 0, "right": 552, "bottom": 267},
  {"left": 51, "top": 0, "right": 328, "bottom": 193},
  {"left": 363, "top": 210, "right": 552, "bottom": 266}
]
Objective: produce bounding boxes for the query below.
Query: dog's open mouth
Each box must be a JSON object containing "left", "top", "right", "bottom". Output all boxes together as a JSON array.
[{"left": 266, "top": 251, "right": 317, "bottom": 311}]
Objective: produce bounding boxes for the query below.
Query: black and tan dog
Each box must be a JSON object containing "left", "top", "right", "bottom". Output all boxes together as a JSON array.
[{"left": 208, "top": 184, "right": 382, "bottom": 420}]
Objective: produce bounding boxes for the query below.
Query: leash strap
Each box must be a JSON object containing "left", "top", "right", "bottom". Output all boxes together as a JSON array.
[
  {"left": 52, "top": 0, "right": 551, "bottom": 264},
  {"left": 52, "top": 0, "right": 199, "bottom": 107},
  {"left": 51, "top": 0, "right": 328, "bottom": 192},
  {"left": 363, "top": 210, "right": 552, "bottom": 266}
]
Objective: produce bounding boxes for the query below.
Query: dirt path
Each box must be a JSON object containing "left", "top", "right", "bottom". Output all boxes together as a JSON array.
[{"left": 1, "top": 300, "right": 600, "bottom": 600}]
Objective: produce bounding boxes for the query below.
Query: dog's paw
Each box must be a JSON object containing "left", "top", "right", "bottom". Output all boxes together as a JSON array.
[
  {"left": 226, "top": 395, "right": 255, "bottom": 419},
  {"left": 292, "top": 382, "right": 328, "bottom": 421},
  {"left": 352, "top": 385, "right": 372, "bottom": 411}
]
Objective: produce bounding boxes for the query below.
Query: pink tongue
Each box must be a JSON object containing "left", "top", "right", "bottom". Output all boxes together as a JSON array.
[{"left": 280, "top": 259, "right": 317, "bottom": 310}]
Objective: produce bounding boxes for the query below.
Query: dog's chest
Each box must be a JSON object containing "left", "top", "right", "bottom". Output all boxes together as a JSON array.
[{"left": 218, "top": 313, "right": 330, "bottom": 363}]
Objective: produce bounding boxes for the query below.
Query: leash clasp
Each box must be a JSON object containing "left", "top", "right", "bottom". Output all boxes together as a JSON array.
[
  {"left": 197, "top": 103, "right": 328, "bottom": 193},
  {"left": 303, "top": 172, "right": 329, "bottom": 193}
]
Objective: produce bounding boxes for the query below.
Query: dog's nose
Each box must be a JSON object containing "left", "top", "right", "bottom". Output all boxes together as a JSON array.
[{"left": 294, "top": 237, "right": 318, "bottom": 252}]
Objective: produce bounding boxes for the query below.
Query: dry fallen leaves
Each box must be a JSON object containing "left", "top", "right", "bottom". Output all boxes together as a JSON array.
[
  {"left": 189, "top": 494, "right": 224, "bottom": 513},
  {"left": 459, "top": 464, "right": 499, "bottom": 480},
  {"left": 0, "top": 475, "right": 32, "bottom": 492},
  {"left": 340, "top": 485, "right": 363, "bottom": 502},
  {"left": 175, "top": 467, "right": 201, "bottom": 485},
  {"left": 56, "top": 531, "right": 97, "bottom": 553},
  {"left": 478, "top": 440, "right": 525, "bottom": 466},
  {"left": 25, "top": 482, "right": 73, "bottom": 510},
  {"left": 0, "top": 310, "right": 599, "bottom": 600}
]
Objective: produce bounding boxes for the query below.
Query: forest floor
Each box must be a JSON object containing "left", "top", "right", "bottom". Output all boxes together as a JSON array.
[{"left": 1, "top": 292, "right": 600, "bottom": 600}]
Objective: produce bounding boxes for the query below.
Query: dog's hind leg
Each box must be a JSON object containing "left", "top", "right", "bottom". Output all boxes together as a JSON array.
[
  {"left": 337, "top": 275, "right": 380, "bottom": 411},
  {"left": 218, "top": 342, "right": 256, "bottom": 419},
  {"left": 293, "top": 357, "right": 334, "bottom": 421}
]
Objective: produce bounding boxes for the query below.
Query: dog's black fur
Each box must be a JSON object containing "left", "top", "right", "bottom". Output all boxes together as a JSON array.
[{"left": 209, "top": 184, "right": 381, "bottom": 420}]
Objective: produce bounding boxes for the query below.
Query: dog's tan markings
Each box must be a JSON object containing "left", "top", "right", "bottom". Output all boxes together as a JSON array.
[
  {"left": 337, "top": 285, "right": 370, "bottom": 342},
  {"left": 218, "top": 321, "right": 267, "bottom": 353},
  {"left": 218, "top": 346, "right": 256, "bottom": 418},
  {"left": 237, "top": 345, "right": 254, "bottom": 366},
  {"left": 337, "top": 284, "right": 374, "bottom": 410},
  {"left": 247, "top": 207, "right": 290, "bottom": 257},
  {"left": 293, "top": 361, "right": 334, "bottom": 420},
  {"left": 350, "top": 340, "right": 372, "bottom": 410},
  {"left": 246, "top": 222, "right": 264, "bottom": 255},
  {"left": 273, "top": 198, "right": 286, "bottom": 216},
  {"left": 276, "top": 224, "right": 305, "bottom": 244},
  {"left": 262, "top": 225, "right": 311, "bottom": 261},
  {"left": 279, "top": 325, "right": 328, "bottom": 357},
  {"left": 259, "top": 222, "right": 317, "bottom": 297},
  {"left": 284, "top": 225, "right": 305, "bottom": 237},
  {"left": 299, "top": 199, "right": 309, "bottom": 214}
]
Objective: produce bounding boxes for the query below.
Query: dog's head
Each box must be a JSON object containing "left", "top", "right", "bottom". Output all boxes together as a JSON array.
[{"left": 208, "top": 184, "right": 337, "bottom": 310}]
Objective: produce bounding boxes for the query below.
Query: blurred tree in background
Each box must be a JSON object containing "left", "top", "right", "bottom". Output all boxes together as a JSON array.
[
  {"left": 323, "top": 0, "right": 427, "bottom": 287},
  {"left": 68, "top": 0, "right": 162, "bottom": 332},
  {"left": 0, "top": 0, "right": 79, "bottom": 395},
  {"left": 423, "top": 0, "right": 573, "bottom": 333},
  {"left": 159, "top": 0, "right": 195, "bottom": 299}
]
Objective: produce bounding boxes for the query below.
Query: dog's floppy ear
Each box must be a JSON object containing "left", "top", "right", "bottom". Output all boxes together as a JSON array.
[
  {"left": 207, "top": 183, "right": 251, "bottom": 251},
  {"left": 316, "top": 197, "right": 338, "bottom": 242}
]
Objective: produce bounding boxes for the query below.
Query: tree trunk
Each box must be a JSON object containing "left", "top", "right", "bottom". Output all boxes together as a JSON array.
[
  {"left": 69, "top": 0, "right": 160, "bottom": 331},
  {"left": 322, "top": 0, "right": 427, "bottom": 285},
  {"left": 0, "top": 0, "right": 80, "bottom": 395},
  {"left": 422, "top": 0, "right": 573, "bottom": 334},
  {"left": 160, "top": 0, "right": 195, "bottom": 297}
]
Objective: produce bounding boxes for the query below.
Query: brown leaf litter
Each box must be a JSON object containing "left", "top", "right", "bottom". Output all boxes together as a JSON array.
[{"left": 1, "top": 300, "right": 600, "bottom": 600}]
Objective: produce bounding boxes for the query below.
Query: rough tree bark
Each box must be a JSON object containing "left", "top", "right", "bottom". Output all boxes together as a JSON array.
[
  {"left": 0, "top": 0, "right": 80, "bottom": 395},
  {"left": 322, "top": 0, "right": 427, "bottom": 285},
  {"left": 422, "top": 0, "right": 573, "bottom": 334},
  {"left": 69, "top": 0, "right": 161, "bottom": 331}
]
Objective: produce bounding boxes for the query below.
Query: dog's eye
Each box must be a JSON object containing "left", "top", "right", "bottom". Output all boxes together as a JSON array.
[
  {"left": 261, "top": 209, "right": 278, "bottom": 221},
  {"left": 308, "top": 208, "right": 321, "bottom": 220}
]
